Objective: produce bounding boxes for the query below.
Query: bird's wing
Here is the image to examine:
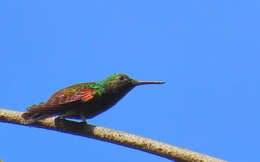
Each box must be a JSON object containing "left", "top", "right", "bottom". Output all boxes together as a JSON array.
[
  {"left": 26, "top": 84, "right": 97, "bottom": 112},
  {"left": 46, "top": 88, "right": 96, "bottom": 105},
  {"left": 22, "top": 83, "right": 102, "bottom": 122}
]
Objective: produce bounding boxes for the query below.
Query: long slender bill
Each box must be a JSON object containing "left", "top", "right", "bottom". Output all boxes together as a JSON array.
[{"left": 135, "top": 81, "right": 165, "bottom": 85}]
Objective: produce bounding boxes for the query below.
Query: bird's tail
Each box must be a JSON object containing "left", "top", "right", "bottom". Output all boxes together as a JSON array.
[
  {"left": 22, "top": 111, "right": 55, "bottom": 124},
  {"left": 22, "top": 102, "right": 56, "bottom": 124}
]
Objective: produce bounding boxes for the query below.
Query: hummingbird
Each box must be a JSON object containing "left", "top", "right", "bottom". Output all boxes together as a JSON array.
[{"left": 22, "top": 73, "right": 164, "bottom": 124}]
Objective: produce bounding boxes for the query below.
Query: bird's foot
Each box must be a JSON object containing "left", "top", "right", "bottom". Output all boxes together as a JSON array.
[
  {"left": 79, "top": 114, "right": 88, "bottom": 125},
  {"left": 55, "top": 116, "right": 66, "bottom": 121},
  {"left": 80, "top": 119, "right": 88, "bottom": 125}
]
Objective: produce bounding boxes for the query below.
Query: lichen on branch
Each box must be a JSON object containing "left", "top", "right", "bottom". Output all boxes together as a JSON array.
[{"left": 0, "top": 108, "right": 226, "bottom": 162}]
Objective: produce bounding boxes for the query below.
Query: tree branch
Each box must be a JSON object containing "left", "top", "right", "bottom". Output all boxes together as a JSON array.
[{"left": 0, "top": 108, "right": 225, "bottom": 162}]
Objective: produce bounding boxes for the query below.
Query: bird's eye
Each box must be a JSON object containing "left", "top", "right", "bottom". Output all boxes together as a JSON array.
[{"left": 118, "top": 75, "right": 124, "bottom": 80}]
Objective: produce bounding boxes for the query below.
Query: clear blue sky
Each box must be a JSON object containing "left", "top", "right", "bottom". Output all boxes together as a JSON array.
[{"left": 0, "top": 1, "right": 259, "bottom": 162}]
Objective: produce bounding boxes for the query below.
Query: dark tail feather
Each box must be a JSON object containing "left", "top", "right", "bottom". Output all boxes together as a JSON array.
[
  {"left": 21, "top": 112, "right": 35, "bottom": 120},
  {"left": 22, "top": 102, "right": 57, "bottom": 123},
  {"left": 22, "top": 111, "right": 55, "bottom": 124}
]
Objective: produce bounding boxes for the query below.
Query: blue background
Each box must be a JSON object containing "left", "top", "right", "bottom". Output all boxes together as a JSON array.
[{"left": 0, "top": 1, "right": 259, "bottom": 162}]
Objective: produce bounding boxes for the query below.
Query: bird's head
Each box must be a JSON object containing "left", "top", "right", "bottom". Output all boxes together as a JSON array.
[{"left": 102, "top": 73, "right": 165, "bottom": 94}]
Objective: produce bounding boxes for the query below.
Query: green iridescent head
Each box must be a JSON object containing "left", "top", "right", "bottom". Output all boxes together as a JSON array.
[
  {"left": 102, "top": 73, "right": 165, "bottom": 93},
  {"left": 102, "top": 73, "right": 135, "bottom": 89}
]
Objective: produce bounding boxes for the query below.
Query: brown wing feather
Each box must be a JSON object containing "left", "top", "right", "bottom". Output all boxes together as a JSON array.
[
  {"left": 27, "top": 84, "right": 96, "bottom": 112},
  {"left": 22, "top": 84, "right": 96, "bottom": 122}
]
